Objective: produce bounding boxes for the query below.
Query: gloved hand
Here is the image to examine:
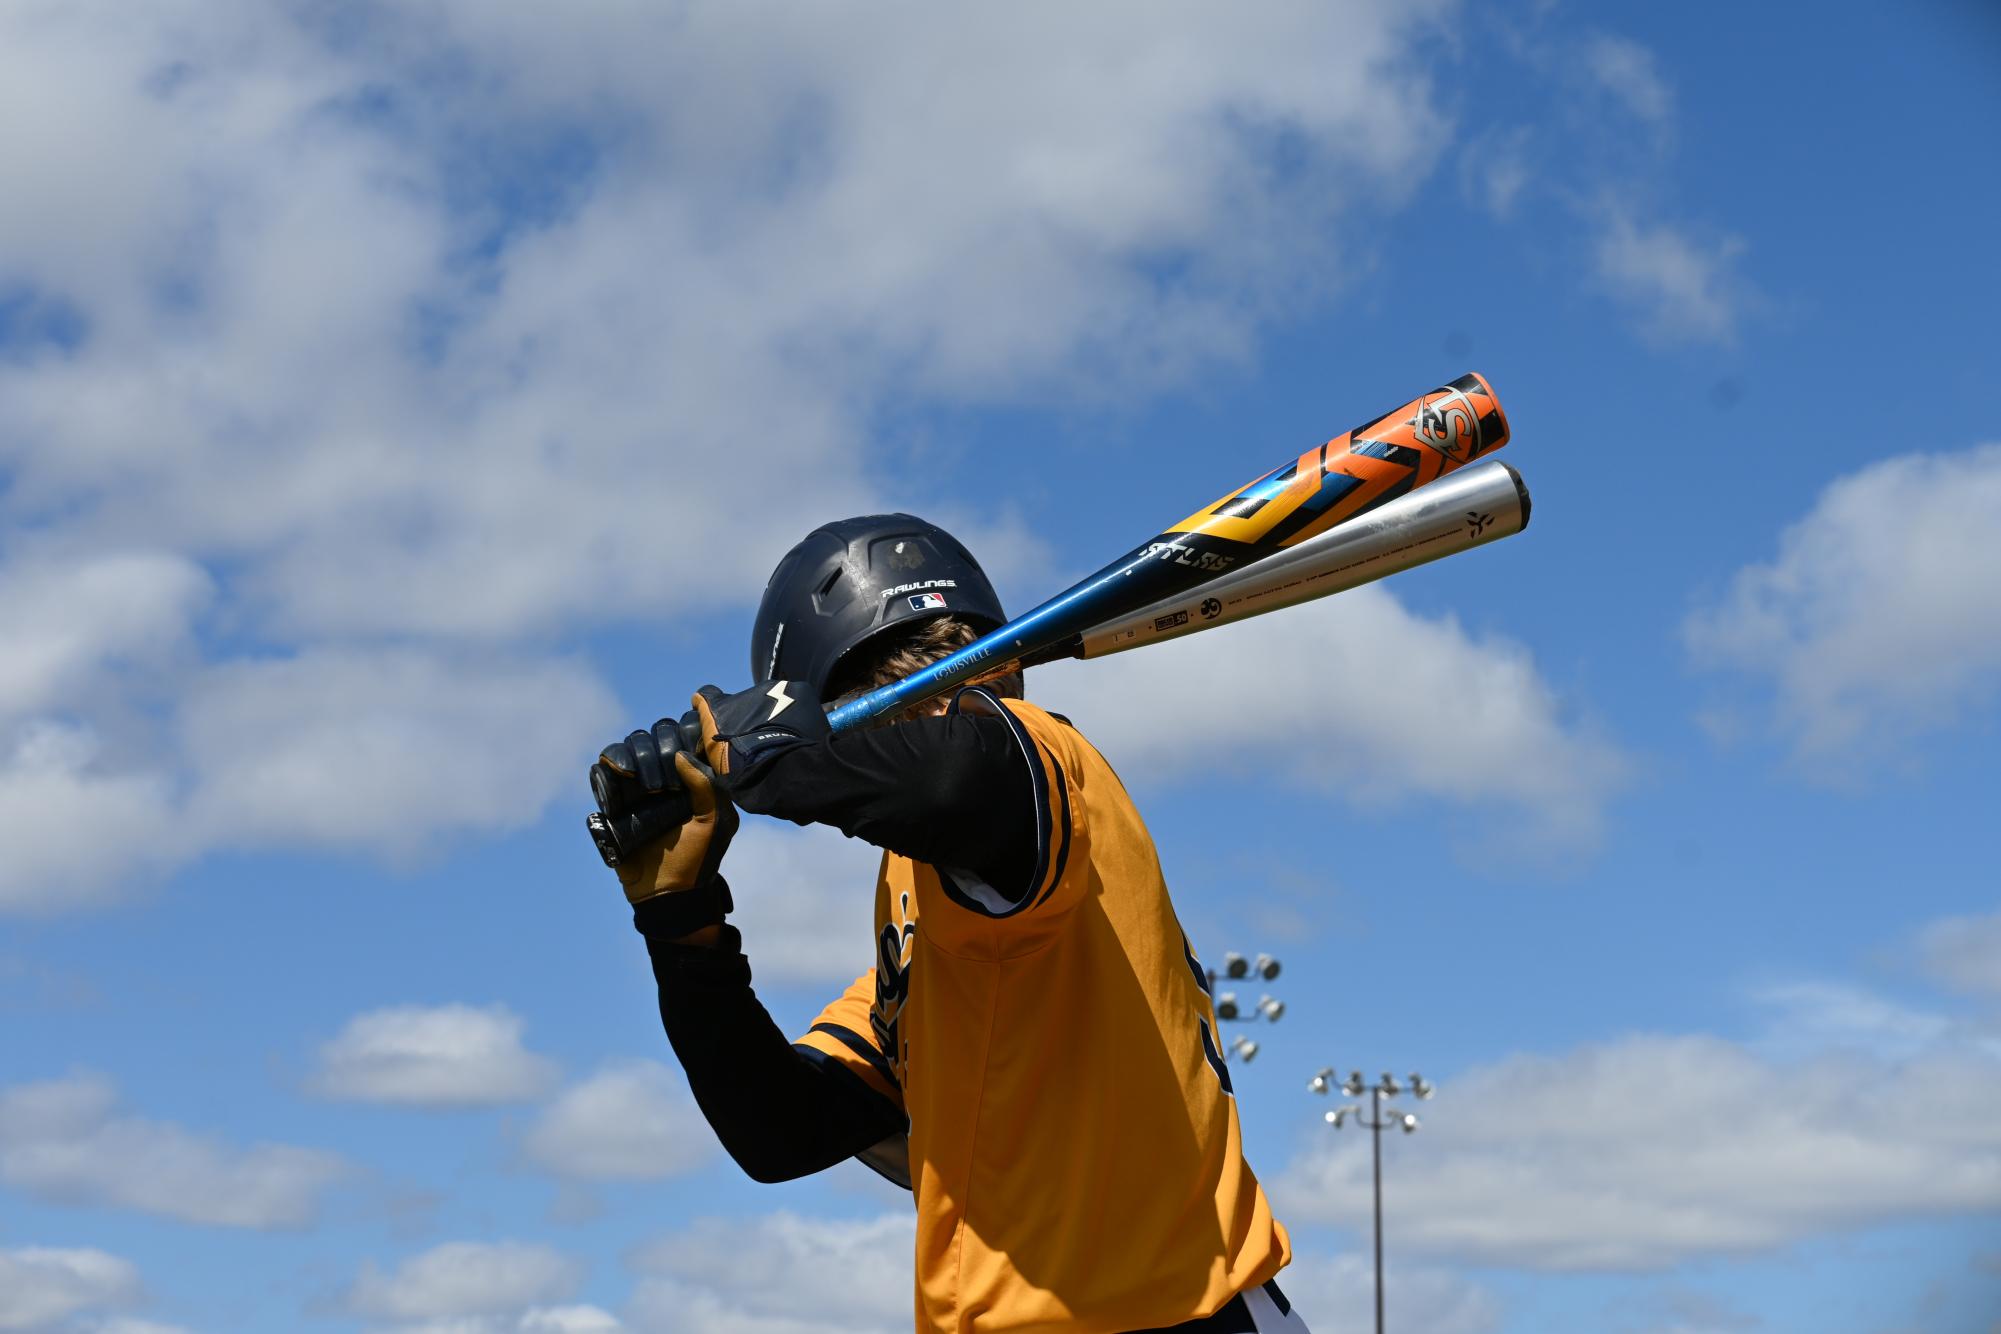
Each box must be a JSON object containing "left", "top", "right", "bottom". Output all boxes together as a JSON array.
[
  {"left": 588, "top": 719, "right": 737, "bottom": 904},
  {"left": 684, "top": 680, "right": 830, "bottom": 781}
]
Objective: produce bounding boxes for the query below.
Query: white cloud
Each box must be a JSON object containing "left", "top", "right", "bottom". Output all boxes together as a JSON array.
[
  {"left": 1273, "top": 1253, "right": 1498, "bottom": 1334},
  {"left": 1583, "top": 34, "right": 1674, "bottom": 126},
  {"left": 1277, "top": 1028, "right": 2001, "bottom": 1271},
  {"left": 1459, "top": 127, "right": 1532, "bottom": 219},
  {"left": 626, "top": 1211, "right": 914, "bottom": 1334},
  {"left": 0, "top": 646, "right": 618, "bottom": 913},
  {"left": 1688, "top": 444, "right": 2001, "bottom": 764},
  {"left": 0, "top": 721, "right": 185, "bottom": 914},
  {"left": 723, "top": 824, "right": 885, "bottom": 985},
  {"left": 514, "top": 1308, "right": 623, "bottom": 1334},
  {"left": 0, "top": 0, "right": 1462, "bottom": 910},
  {"left": 1031, "top": 585, "right": 1626, "bottom": 856},
  {"left": 0, "top": 554, "right": 212, "bottom": 722},
  {"left": 358, "top": 1310, "right": 621, "bottom": 1334},
  {"left": 0, "top": 1074, "right": 344, "bottom": 1228},
  {"left": 1917, "top": 910, "right": 2001, "bottom": 998},
  {"left": 175, "top": 648, "right": 618, "bottom": 855},
  {"left": 348, "top": 1241, "right": 584, "bottom": 1323},
  {"left": 521, "top": 1061, "right": 712, "bottom": 1181},
  {"left": 1592, "top": 210, "right": 1747, "bottom": 343},
  {"left": 0, "top": 1247, "right": 140, "bottom": 1332},
  {"left": 313, "top": 1003, "right": 558, "bottom": 1107},
  {"left": 1750, "top": 981, "right": 1955, "bottom": 1060}
]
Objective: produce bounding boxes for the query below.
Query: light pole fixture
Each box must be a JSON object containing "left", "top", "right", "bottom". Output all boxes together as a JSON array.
[
  {"left": 1218, "top": 951, "right": 1282, "bottom": 982},
  {"left": 1209, "top": 952, "right": 1283, "bottom": 1061},
  {"left": 1309, "top": 1066, "right": 1436, "bottom": 1334}
]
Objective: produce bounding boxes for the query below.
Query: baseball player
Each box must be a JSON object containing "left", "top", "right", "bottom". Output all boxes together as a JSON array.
[{"left": 592, "top": 514, "right": 1308, "bottom": 1333}]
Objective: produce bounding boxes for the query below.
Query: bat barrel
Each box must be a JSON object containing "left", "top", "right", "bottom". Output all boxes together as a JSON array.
[
  {"left": 825, "top": 372, "right": 1511, "bottom": 731},
  {"left": 1076, "top": 460, "right": 1530, "bottom": 658}
]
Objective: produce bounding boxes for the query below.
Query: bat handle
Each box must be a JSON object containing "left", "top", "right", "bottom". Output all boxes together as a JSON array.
[
  {"left": 586, "top": 791, "right": 694, "bottom": 869},
  {"left": 587, "top": 812, "right": 623, "bottom": 868}
]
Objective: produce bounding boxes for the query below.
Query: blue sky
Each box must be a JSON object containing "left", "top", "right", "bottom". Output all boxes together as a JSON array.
[{"left": 3, "top": 2, "right": 1999, "bottom": 1332}]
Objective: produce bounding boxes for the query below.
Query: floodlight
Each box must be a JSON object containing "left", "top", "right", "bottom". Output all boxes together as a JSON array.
[
  {"left": 1309, "top": 1070, "right": 1331, "bottom": 1095},
  {"left": 1410, "top": 1074, "right": 1434, "bottom": 1100},
  {"left": 1256, "top": 995, "right": 1284, "bottom": 1022},
  {"left": 1379, "top": 1072, "right": 1402, "bottom": 1095},
  {"left": 1398, "top": 1112, "right": 1420, "bottom": 1133},
  {"left": 1223, "top": 951, "right": 1249, "bottom": 979},
  {"left": 1230, "top": 1035, "right": 1259, "bottom": 1062},
  {"left": 1343, "top": 1071, "right": 1366, "bottom": 1096},
  {"left": 1215, "top": 991, "right": 1240, "bottom": 1020},
  {"left": 1325, "top": 1108, "right": 1349, "bottom": 1128},
  {"left": 1254, "top": 953, "right": 1281, "bottom": 980}
]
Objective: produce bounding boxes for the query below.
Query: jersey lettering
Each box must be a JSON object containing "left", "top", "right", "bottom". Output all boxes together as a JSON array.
[
  {"left": 871, "top": 890, "right": 916, "bottom": 1075},
  {"left": 1183, "top": 935, "right": 1234, "bottom": 1096}
]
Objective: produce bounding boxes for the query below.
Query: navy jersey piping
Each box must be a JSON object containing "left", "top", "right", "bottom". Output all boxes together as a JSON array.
[
  {"left": 1031, "top": 759, "right": 1071, "bottom": 909},
  {"left": 939, "top": 687, "right": 1057, "bottom": 918},
  {"left": 805, "top": 1022, "right": 901, "bottom": 1091}
]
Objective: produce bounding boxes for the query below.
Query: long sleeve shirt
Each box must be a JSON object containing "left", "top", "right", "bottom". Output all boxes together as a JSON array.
[{"left": 637, "top": 706, "right": 1036, "bottom": 1184}]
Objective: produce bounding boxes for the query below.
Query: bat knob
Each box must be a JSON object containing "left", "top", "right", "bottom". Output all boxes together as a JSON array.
[{"left": 587, "top": 812, "right": 622, "bottom": 868}]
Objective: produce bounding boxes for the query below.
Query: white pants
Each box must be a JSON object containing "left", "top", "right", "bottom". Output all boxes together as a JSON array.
[{"left": 1153, "top": 1279, "right": 1312, "bottom": 1333}]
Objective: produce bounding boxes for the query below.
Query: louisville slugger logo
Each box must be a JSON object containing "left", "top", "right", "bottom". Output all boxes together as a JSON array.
[
  {"left": 1409, "top": 387, "right": 1480, "bottom": 460},
  {"left": 1144, "top": 540, "right": 1236, "bottom": 573}
]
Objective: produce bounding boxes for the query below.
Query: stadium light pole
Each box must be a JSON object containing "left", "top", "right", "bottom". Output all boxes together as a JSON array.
[
  {"left": 1309, "top": 1067, "right": 1434, "bottom": 1334},
  {"left": 1210, "top": 952, "right": 1283, "bottom": 1062}
]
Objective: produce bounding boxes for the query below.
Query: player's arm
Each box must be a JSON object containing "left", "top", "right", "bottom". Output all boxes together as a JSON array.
[
  {"left": 689, "top": 682, "right": 1043, "bottom": 904},
  {"left": 590, "top": 721, "right": 905, "bottom": 1184},
  {"left": 645, "top": 923, "right": 907, "bottom": 1185}
]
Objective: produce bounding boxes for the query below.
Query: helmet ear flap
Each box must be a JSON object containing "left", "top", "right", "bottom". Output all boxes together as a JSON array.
[{"left": 750, "top": 514, "right": 1007, "bottom": 695}]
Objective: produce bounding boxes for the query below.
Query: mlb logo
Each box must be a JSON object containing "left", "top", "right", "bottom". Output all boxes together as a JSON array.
[{"left": 908, "top": 592, "right": 948, "bottom": 612}]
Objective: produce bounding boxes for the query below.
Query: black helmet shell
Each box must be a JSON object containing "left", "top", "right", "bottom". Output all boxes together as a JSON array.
[{"left": 751, "top": 514, "right": 1007, "bottom": 695}]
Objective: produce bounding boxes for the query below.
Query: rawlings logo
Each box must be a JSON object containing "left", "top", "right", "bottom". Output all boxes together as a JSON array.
[{"left": 882, "top": 578, "right": 958, "bottom": 599}]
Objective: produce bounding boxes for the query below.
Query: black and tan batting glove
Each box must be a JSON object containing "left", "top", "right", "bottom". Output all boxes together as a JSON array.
[
  {"left": 611, "top": 751, "right": 736, "bottom": 906},
  {"left": 588, "top": 720, "right": 736, "bottom": 912},
  {"left": 588, "top": 717, "right": 691, "bottom": 869},
  {"left": 685, "top": 681, "right": 829, "bottom": 782}
]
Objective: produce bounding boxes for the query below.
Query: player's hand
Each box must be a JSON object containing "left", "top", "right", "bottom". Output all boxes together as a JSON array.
[
  {"left": 596, "top": 745, "right": 738, "bottom": 905},
  {"left": 589, "top": 718, "right": 694, "bottom": 860},
  {"left": 684, "top": 681, "right": 829, "bottom": 781}
]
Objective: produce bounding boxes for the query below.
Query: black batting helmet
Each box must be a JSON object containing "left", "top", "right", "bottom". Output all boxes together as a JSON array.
[{"left": 750, "top": 514, "right": 1007, "bottom": 697}]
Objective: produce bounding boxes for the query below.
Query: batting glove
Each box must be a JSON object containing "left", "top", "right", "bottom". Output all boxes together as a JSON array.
[
  {"left": 685, "top": 680, "right": 829, "bottom": 781},
  {"left": 588, "top": 720, "right": 737, "bottom": 907}
]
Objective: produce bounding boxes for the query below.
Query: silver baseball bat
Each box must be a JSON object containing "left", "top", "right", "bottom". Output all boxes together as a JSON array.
[{"left": 1072, "top": 459, "right": 1530, "bottom": 658}]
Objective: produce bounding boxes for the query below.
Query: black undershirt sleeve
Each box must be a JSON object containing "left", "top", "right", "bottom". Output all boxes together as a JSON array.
[
  {"left": 642, "top": 698, "right": 1038, "bottom": 1186},
  {"left": 642, "top": 922, "right": 906, "bottom": 1185},
  {"left": 725, "top": 708, "right": 1038, "bottom": 897}
]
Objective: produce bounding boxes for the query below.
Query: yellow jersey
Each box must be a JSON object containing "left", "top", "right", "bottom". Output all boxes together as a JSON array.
[{"left": 796, "top": 691, "right": 1289, "bottom": 1332}]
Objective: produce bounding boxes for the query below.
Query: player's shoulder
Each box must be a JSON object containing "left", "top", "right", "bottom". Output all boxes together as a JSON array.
[
  {"left": 950, "top": 688, "right": 1088, "bottom": 758},
  {"left": 1002, "top": 698, "right": 1121, "bottom": 786},
  {"left": 992, "top": 695, "right": 1084, "bottom": 740}
]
